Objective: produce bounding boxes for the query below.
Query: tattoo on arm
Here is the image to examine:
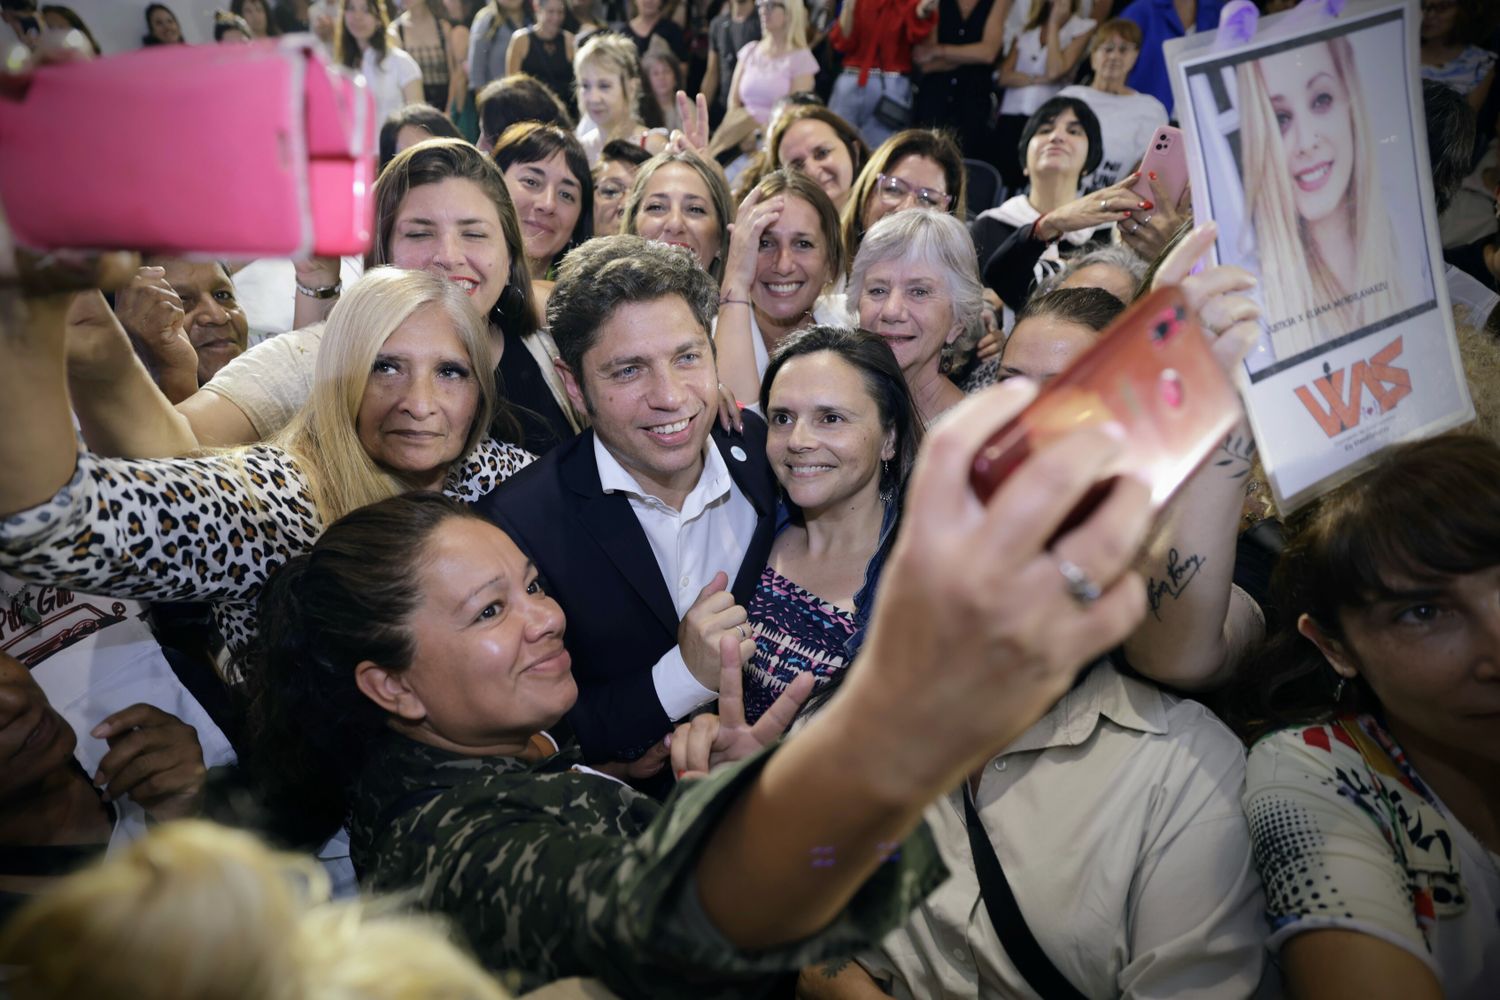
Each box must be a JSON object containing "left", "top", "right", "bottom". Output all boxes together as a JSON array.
[
  {"left": 821, "top": 958, "right": 852, "bottom": 978},
  {"left": 1212, "top": 432, "right": 1257, "bottom": 480},
  {"left": 1145, "top": 547, "right": 1206, "bottom": 621}
]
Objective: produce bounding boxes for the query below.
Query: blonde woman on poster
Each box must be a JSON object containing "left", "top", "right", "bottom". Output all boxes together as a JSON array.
[{"left": 1237, "top": 36, "right": 1406, "bottom": 360}]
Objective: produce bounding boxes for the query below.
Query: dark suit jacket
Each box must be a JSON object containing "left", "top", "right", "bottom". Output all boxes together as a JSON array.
[{"left": 472, "top": 414, "right": 778, "bottom": 763}]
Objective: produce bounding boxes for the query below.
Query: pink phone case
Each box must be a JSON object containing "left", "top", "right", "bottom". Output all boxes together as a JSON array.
[
  {"left": 970, "top": 286, "right": 1241, "bottom": 540},
  {"left": 0, "top": 37, "right": 375, "bottom": 258},
  {"left": 1129, "top": 126, "right": 1190, "bottom": 211}
]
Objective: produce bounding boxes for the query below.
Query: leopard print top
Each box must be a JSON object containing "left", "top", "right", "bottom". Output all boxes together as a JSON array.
[{"left": 0, "top": 439, "right": 532, "bottom": 669}]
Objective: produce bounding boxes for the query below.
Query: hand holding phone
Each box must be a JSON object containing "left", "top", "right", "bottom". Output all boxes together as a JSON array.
[
  {"left": 970, "top": 285, "right": 1242, "bottom": 539},
  {"left": 1128, "top": 127, "right": 1191, "bottom": 212}
]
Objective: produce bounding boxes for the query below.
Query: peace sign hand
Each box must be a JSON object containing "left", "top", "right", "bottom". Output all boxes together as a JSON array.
[{"left": 668, "top": 633, "right": 816, "bottom": 780}]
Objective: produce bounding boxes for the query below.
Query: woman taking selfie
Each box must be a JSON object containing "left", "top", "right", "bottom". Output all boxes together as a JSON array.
[
  {"left": 0, "top": 267, "right": 530, "bottom": 664},
  {"left": 1235, "top": 434, "right": 1500, "bottom": 999},
  {"left": 715, "top": 170, "right": 845, "bottom": 402},
  {"left": 144, "top": 141, "right": 577, "bottom": 457},
  {"left": 244, "top": 353, "right": 1160, "bottom": 995}
]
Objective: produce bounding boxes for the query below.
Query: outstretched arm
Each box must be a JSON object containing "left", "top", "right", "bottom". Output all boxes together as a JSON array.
[
  {"left": 693, "top": 378, "right": 1153, "bottom": 948},
  {"left": 1124, "top": 225, "right": 1266, "bottom": 691}
]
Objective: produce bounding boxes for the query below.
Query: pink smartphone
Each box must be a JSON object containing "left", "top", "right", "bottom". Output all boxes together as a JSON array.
[
  {"left": 970, "top": 286, "right": 1241, "bottom": 540},
  {"left": 1129, "top": 126, "right": 1190, "bottom": 210}
]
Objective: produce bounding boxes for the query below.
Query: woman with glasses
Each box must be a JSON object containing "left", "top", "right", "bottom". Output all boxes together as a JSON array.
[
  {"left": 592, "top": 138, "right": 652, "bottom": 235},
  {"left": 840, "top": 129, "right": 966, "bottom": 262}
]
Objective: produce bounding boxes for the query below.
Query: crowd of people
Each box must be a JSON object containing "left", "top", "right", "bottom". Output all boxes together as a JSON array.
[{"left": 1, "top": 1, "right": 1499, "bottom": 998}]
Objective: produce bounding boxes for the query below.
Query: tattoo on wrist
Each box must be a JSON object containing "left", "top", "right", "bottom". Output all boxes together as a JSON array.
[
  {"left": 1145, "top": 547, "right": 1206, "bottom": 621},
  {"left": 1212, "top": 432, "right": 1256, "bottom": 480}
]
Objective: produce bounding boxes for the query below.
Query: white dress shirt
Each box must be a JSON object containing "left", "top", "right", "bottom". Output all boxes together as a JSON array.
[
  {"left": 858, "top": 663, "right": 1272, "bottom": 999},
  {"left": 592, "top": 435, "right": 760, "bottom": 722}
]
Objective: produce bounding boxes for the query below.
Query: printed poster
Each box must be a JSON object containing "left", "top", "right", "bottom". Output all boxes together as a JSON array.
[{"left": 1167, "top": 0, "right": 1473, "bottom": 510}]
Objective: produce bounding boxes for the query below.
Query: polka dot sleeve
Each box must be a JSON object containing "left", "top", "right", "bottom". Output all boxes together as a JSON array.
[{"left": 1243, "top": 724, "right": 1444, "bottom": 974}]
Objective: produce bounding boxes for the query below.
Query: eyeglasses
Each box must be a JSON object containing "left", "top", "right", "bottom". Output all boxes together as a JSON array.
[
  {"left": 875, "top": 173, "right": 953, "bottom": 212},
  {"left": 596, "top": 181, "right": 628, "bottom": 202}
]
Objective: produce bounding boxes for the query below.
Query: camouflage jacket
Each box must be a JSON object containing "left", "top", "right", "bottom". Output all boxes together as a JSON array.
[{"left": 347, "top": 733, "right": 948, "bottom": 999}]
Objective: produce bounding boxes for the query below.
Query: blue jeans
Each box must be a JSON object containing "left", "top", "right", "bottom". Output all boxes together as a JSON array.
[{"left": 829, "top": 71, "right": 912, "bottom": 151}]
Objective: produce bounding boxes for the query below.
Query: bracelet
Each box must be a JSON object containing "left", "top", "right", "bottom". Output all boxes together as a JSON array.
[
  {"left": 1031, "top": 213, "right": 1053, "bottom": 243},
  {"left": 296, "top": 280, "right": 342, "bottom": 299},
  {"left": 719, "top": 297, "right": 751, "bottom": 307}
]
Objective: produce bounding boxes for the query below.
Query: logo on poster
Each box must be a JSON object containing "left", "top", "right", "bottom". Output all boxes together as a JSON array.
[{"left": 1292, "top": 335, "right": 1411, "bottom": 438}]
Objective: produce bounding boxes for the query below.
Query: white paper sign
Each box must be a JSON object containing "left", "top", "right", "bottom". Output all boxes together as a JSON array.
[{"left": 1167, "top": 0, "right": 1473, "bottom": 510}]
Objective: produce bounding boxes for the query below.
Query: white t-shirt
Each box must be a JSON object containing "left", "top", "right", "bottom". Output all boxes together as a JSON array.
[
  {"left": 1246, "top": 716, "right": 1500, "bottom": 1000},
  {"left": 199, "top": 322, "right": 326, "bottom": 438},
  {"left": 999, "top": 17, "right": 1097, "bottom": 117},
  {"left": 360, "top": 45, "right": 423, "bottom": 124},
  {"left": 1058, "top": 84, "right": 1168, "bottom": 193}
]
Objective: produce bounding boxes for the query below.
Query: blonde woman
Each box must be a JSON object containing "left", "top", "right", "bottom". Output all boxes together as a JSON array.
[
  {"left": 0, "top": 821, "right": 513, "bottom": 1000},
  {"left": 1238, "top": 37, "right": 1406, "bottom": 360},
  {"left": 573, "top": 32, "right": 666, "bottom": 164},
  {"left": 709, "top": 0, "right": 818, "bottom": 158},
  {"left": 0, "top": 269, "right": 531, "bottom": 670}
]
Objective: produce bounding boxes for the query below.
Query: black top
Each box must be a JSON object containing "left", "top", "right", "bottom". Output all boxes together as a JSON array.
[
  {"left": 615, "top": 18, "right": 689, "bottom": 61},
  {"left": 495, "top": 327, "right": 575, "bottom": 457},
  {"left": 520, "top": 30, "right": 576, "bottom": 112}
]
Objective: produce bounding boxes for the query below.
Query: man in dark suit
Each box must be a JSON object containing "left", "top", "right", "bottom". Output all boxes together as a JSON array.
[{"left": 473, "top": 236, "right": 778, "bottom": 768}]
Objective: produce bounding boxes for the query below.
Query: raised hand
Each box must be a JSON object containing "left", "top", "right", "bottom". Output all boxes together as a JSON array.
[
  {"left": 1120, "top": 171, "right": 1193, "bottom": 262},
  {"left": 669, "top": 633, "right": 816, "bottom": 779},
  {"left": 669, "top": 89, "right": 712, "bottom": 156},
  {"left": 112, "top": 266, "right": 200, "bottom": 401},
  {"left": 1151, "top": 222, "right": 1260, "bottom": 373},
  {"left": 677, "top": 571, "right": 755, "bottom": 691}
]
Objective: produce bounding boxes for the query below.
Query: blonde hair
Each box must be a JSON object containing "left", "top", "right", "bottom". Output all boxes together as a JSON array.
[
  {"left": 0, "top": 821, "right": 511, "bottom": 1000},
  {"left": 775, "top": 0, "right": 810, "bottom": 50},
  {"left": 277, "top": 268, "right": 497, "bottom": 524},
  {"left": 573, "top": 32, "right": 643, "bottom": 128},
  {"left": 1238, "top": 38, "right": 1404, "bottom": 359}
]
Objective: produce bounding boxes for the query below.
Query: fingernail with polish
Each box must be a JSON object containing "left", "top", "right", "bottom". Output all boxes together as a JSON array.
[
  {"left": 1148, "top": 171, "right": 1158, "bottom": 181},
  {"left": 1141, "top": 201, "right": 1153, "bottom": 211}
]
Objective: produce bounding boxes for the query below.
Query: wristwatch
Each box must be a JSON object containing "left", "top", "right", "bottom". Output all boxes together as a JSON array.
[{"left": 295, "top": 280, "right": 342, "bottom": 299}]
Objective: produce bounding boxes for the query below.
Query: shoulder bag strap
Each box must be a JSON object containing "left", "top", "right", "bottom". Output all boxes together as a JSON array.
[{"left": 962, "top": 784, "right": 1088, "bottom": 1000}]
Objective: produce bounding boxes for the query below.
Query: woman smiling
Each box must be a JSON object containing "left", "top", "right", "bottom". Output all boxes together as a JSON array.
[
  {"left": 621, "top": 150, "right": 734, "bottom": 281},
  {"left": 716, "top": 170, "right": 847, "bottom": 403}
]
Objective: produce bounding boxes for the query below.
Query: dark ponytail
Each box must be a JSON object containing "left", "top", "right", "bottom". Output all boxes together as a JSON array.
[{"left": 244, "top": 493, "right": 481, "bottom": 846}]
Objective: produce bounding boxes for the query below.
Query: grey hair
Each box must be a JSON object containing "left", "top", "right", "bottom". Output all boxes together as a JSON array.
[
  {"left": 849, "top": 208, "right": 985, "bottom": 359},
  {"left": 547, "top": 234, "right": 720, "bottom": 374},
  {"left": 1038, "top": 242, "right": 1150, "bottom": 297}
]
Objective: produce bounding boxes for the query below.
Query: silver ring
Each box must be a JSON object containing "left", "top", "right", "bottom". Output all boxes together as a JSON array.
[
  {"left": 736, "top": 625, "right": 747, "bottom": 640},
  {"left": 1054, "top": 557, "right": 1102, "bottom": 606},
  {"left": 1099, "top": 198, "right": 1109, "bottom": 212},
  {"left": 1138, "top": 213, "right": 1152, "bottom": 225}
]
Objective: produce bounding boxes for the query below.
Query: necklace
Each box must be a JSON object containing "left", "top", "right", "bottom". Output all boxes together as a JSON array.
[{"left": 0, "top": 580, "right": 41, "bottom": 625}]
